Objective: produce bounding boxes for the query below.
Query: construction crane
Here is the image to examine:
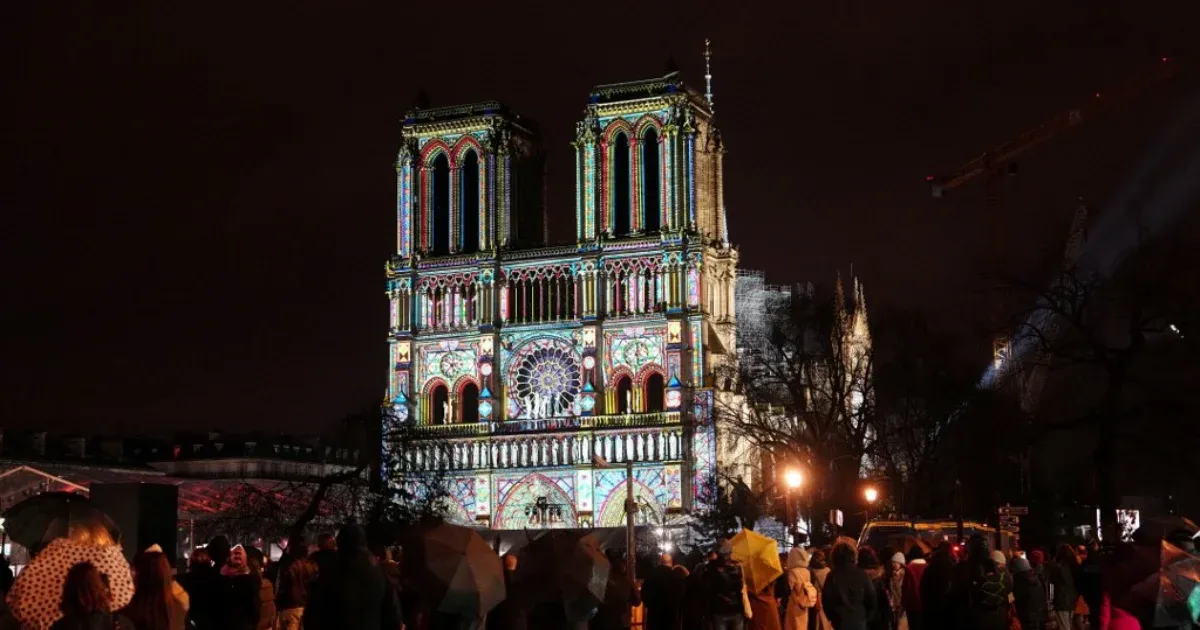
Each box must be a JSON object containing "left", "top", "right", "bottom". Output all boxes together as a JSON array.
[{"left": 927, "top": 57, "right": 1180, "bottom": 364}]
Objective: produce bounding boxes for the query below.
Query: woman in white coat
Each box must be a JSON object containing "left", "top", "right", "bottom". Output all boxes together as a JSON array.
[{"left": 783, "top": 548, "right": 817, "bottom": 630}]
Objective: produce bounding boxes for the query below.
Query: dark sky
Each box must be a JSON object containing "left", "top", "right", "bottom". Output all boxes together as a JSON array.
[{"left": 3, "top": 0, "right": 1197, "bottom": 435}]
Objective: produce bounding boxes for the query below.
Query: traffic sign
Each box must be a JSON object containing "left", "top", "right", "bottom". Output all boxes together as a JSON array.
[
  {"left": 1000, "top": 515, "right": 1020, "bottom": 526},
  {"left": 999, "top": 505, "right": 1029, "bottom": 516},
  {"left": 1001, "top": 525, "right": 1020, "bottom": 533}
]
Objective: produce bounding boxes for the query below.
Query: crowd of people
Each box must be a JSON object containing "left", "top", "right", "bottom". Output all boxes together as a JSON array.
[
  {"left": 633, "top": 534, "right": 1194, "bottom": 630},
  {"left": 0, "top": 517, "right": 1193, "bottom": 630}
]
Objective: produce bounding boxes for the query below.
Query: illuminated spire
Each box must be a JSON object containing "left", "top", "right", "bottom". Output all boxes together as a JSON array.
[{"left": 704, "top": 38, "right": 715, "bottom": 114}]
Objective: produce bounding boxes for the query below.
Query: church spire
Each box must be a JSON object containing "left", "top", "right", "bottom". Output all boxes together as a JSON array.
[{"left": 704, "top": 38, "right": 715, "bottom": 114}]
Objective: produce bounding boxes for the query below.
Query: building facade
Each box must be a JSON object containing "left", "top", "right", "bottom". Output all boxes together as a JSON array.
[{"left": 384, "top": 68, "right": 740, "bottom": 529}]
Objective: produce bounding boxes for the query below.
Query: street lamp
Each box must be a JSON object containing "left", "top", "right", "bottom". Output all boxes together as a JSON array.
[
  {"left": 783, "top": 469, "right": 803, "bottom": 547},
  {"left": 864, "top": 486, "right": 879, "bottom": 524}
]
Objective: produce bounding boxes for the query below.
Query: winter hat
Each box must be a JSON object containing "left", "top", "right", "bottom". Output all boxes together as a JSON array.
[
  {"left": 890, "top": 552, "right": 906, "bottom": 566},
  {"left": 1011, "top": 557, "right": 1031, "bottom": 572},
  {"left": 1029, "top": 549, "right": 1045, "bottom": 567},
  {"left": 990, "top": 550, "right": 1007, "bottom": 566},
  {"left": 144, "top": 544, "right": 164, "bottom": 554}
]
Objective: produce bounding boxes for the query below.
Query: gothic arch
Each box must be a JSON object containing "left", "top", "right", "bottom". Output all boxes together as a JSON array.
[
  {"left": 420, "top": 139, "right": 454, "bottom": 166},
  {"left": 455, "top": 377, "right": 481, "bottom": 424},
  {"left": 632, "top": 114, "right": 662, "bottom": 136},
  {"left": 634, "top": 363, "right": 665, "bottom": 387},
  {"left": 596, "top": 480, "right": 663, "bottom": 527},
  {"left": 493, "top": 473, "right": 578, "bottom": 529},
  {"left": 602, "top": 118, "right": 635, "bottom": 145},
  {"left": 422, "top": 377, "right": 450, "bottom": 425},
  {"left": 452, "top": 135, "right": 484, "bottom": 161}
]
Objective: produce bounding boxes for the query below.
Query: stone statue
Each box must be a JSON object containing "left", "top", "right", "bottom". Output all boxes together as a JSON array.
[
  {"left": 625, "top": 391, "right": 632, "bottom": 415},
  {"left": 442, "top": 400, "right": 451, "bottom": 423}
]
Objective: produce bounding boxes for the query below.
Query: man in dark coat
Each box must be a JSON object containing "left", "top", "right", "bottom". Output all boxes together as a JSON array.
[
  {"left": 821, "top": 540, "right": 876, "bottom": 630},
  {"left": 303, "top": 525, "right": 401, "bottom": 630}
]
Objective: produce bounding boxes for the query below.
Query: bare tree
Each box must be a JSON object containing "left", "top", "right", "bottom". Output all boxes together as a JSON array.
[
  {"left": 1000, "top": 217, "right": 1200, "bottom": 541},
  {"left": 719, "top": 280, "right": 875, "bottom": 512}
]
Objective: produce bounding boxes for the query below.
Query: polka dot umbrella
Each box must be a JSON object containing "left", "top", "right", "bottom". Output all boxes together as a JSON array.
[{"left": 3, "top": 492, "right": 121, "bottom": 550}]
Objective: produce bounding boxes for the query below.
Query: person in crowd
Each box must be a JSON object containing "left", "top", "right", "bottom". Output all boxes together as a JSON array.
[
  {"left": 303, "top": 525, "right": 400, "bottom": 630},
  {"left": 782, "top": 548, "right": 816, "bottom": 630},
  {"left": 919, "top": 544, "right": 956, "bottom": 630},
  {"left": 857, "top": 547, "right": 892, "bottom": 630},
  {"left": 704, "top": 541, "right": 748, "bottom": 630},
  {"left": 217, "top": 545, "right": 260, "bottom": 630},
  {"left": 1076, "top": 538, "right": 1103, "bottom": 629},
  {"left": 179, "top": 548, "right": 219, "bottom": 630},
  {"left": 206, "top": 537, "right": 231, "bottom": 576},
  {"left": 809, "top": 548, "right": 833, "bottom": 630},
  {"left": 121, "top": 550, "right": 188, "bottom": 630},
  {"left": 7, "top": 521, "right": 134, "bottom": 630},
  {"left": 488, "top": 554, "right": 527, "bottom": 630},
  {"left": 643, "top": 553, "right": 683, "bottom": 630},
  {"left": 50, "top": 562, "right": 135, "bottom": 630},
  {"left": 590, "top": 553, "right": 640, "bottom": 630},
  {"left": 274, "top": 535, "right": 316, "bottom": 630},
  {"left": 747, "top": 571, "right": 782, "bottom": 630},
  {"left": 900, "top": 546, "right": 925, "bottom": 630},
  {"left": 309, "top": 534, "right": 338, "bottom": 578},
  {"left": 244, "top": 547, "right": 275, "bottom": 630},
  {"left": 1049, "top": 544, "right": 1079, "bottom": 630},
  {"left": 0, "top": 556, "right": 14, "bottom": 597},
  {"left": 1010, "top": 557, "right": 1047, "bottom": 630},
  {"left": 950, "top": 536, "right": 1011, "bottom": 630},
  {"left": 884, "top": 553, "right": 906, "bottom": 630},
  {"left": 821, "top": 539, "right": 876, "bottom": 630},
  {"left": 682, "top": 552, "right": 713, "bottom": 630}
]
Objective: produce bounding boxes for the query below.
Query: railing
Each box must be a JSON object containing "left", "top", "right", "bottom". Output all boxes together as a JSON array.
[
  {"left": 409, "top": 411, "right": 681, "bottom": 438},
  {"left": 399, "top": 412, "right": 686, "bottom": 473}
]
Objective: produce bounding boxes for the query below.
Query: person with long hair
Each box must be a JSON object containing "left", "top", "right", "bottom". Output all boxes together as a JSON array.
[
  {"left": 50, "top": 562, "right": 134, "bottom": 630},
  {"left": 121, "top": 551, "right": 187, "bottom": 630},
  {"left": 821, "top": 539, "right": 876, "bottom": 630}
]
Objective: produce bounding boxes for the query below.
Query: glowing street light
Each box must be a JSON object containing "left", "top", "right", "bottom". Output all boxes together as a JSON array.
[
  {"left": 864, "top": 486, "right": 879, "bottom": 524},
  {"left": 784, "top": 469, "right": 804, "bottom": 490}
]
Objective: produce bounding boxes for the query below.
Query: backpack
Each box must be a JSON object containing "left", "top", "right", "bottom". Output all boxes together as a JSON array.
[
  {"left": 972, "top": 568, "right": 1009, "bottom": 610},
  {"left": 796, "top": 580, "right": 819, "bottom": 608}
]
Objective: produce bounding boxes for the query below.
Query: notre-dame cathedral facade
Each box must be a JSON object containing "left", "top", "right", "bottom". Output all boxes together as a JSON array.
[{"left": 385, "top": 66, "right": 742, "bottom": 530}]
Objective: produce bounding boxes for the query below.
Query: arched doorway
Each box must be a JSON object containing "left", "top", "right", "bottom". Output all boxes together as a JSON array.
[
  {"left": 430, "top": 384, "right": 449, "bottom": 425},
  {"left": 614, "top": 376, "right": 633, "bottom": 414},
  {"left": 460, "top": 382, "right": 480, "bottom": 424},
  {"left": 644, "top": 372, "right": 665, "bottom": 412}
]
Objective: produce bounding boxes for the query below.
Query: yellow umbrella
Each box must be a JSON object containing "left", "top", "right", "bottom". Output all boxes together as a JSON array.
[{"left": 729, "top": 528, "right": 783, "bottom": 594}]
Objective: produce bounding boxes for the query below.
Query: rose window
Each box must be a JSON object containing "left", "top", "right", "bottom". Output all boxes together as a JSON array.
[{"left": 512, "top": 343, "right": 582, "bottom": 419}]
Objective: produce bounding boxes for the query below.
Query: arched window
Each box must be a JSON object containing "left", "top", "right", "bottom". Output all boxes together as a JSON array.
[
  {"left": 431, "top": 153, "right": 451, "bottom": 255},
  {"left": 642, "top": 129, "right": 661, "bottom": 232},
  {"left": 614, "top": 375, "right": 633, "bottom": 414},
  {"left": 430, "top": 383, "right": 449, "bottom": 425},
  {"left": 460, "top": 382, "right": 480, "bottom": 424},
  {"left": 645, "top": 372, "right": 665, "bottom": 412},
  {"left": 612, "top": 132, "right": 631, "bottom": 237},
  {"left": 459, "top": 150, "right": 480, "bottom": 254}
]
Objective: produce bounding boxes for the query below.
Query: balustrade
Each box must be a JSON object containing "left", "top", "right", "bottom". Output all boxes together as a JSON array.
[{"left": 399, "top": 411, "right": 685, "bottom": 473}]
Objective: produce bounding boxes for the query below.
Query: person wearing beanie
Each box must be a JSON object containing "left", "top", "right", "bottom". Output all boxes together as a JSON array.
[
  {"left": 884, "top": 553, "right": 907, "bottom": 630},
  {"left": 901, "top": 547, "right": 927, "bottom": 630},
  {"left": 990, "top": 550, "right": 1008, "bottom": 568},
  {"left": 1011, "top": 556, "right": 1048, "bottom": 630}
]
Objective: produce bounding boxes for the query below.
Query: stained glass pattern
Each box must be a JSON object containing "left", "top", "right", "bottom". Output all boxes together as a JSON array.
[
  {"left": 507, "top": 338, "right": 582, "bottom": 419},
  {"left": 493, "top": 472, "right": 577, "bottom": 529}
]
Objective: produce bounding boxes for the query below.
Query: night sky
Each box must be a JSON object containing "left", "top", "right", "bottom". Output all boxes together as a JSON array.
[{"left": 3, "top": 0, "right": 1197, "bottom": 435}]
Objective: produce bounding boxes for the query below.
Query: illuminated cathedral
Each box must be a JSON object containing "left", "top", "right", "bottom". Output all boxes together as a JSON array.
[{"left": 384, "top": 53, "right": 742, "bottom": 530}]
